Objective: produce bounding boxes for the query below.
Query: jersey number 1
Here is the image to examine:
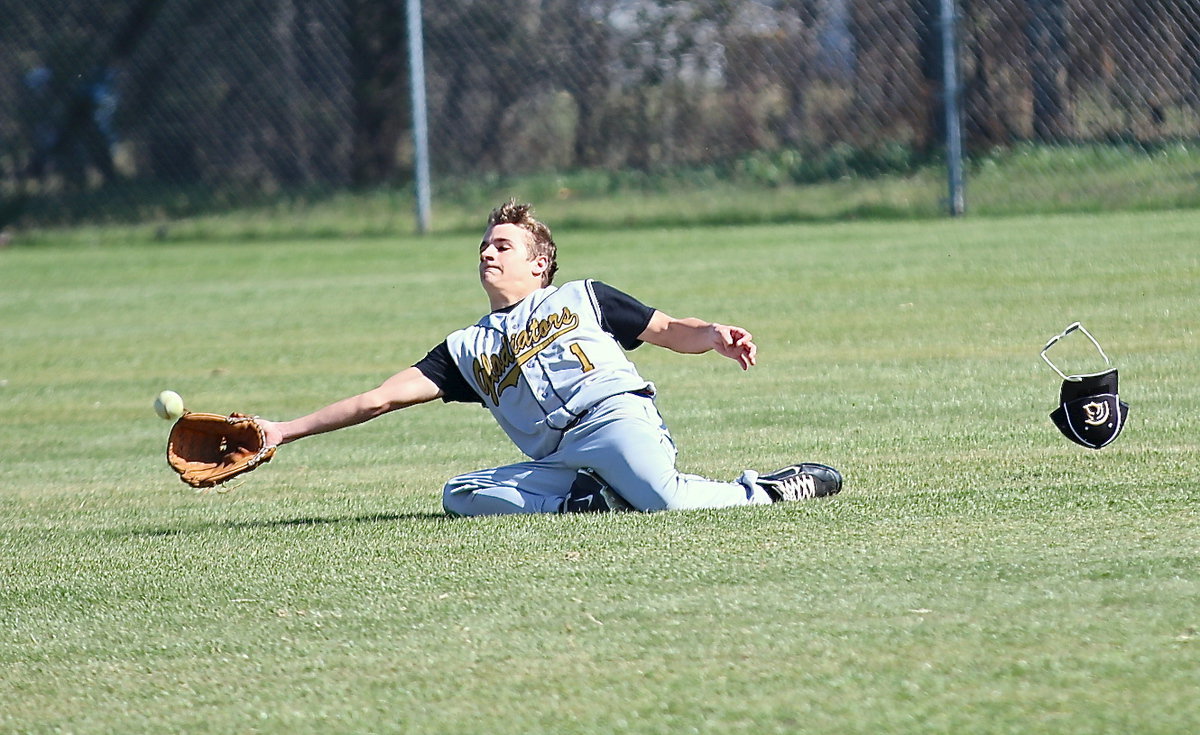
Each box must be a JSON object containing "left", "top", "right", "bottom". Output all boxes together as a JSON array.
[{"left": 569, "top": 343, "right": 595, "bottom": 372}]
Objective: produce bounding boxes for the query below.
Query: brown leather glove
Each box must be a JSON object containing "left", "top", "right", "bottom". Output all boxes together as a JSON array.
[{"left": 167, "top": 412, "right": 276, "bottom": 489}]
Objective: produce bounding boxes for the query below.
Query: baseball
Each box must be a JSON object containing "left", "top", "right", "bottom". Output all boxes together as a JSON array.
[{"left": 154, "top": 390, "right": 186, "bottom": 421}]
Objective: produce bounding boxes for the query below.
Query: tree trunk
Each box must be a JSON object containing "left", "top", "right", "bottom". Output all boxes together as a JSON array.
[
  {"left": 349, "top": 0, "right": 407, "bottom": 186},
  {"left": 1026, "top": 0, "right": 1073, "bottom": 141}
]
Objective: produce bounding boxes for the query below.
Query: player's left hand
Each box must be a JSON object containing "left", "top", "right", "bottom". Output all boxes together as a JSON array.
[
  {"left": 254, "top": 417, "right": 285, "bottom": 448},
  {"left": 167, "top": 412, "right": 277, "bottom": 489},
  {"left": 713, "top": 324, "right": 757, "bottom": 370}
]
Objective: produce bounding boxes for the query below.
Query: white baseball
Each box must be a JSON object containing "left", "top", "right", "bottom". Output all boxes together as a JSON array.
[{"left": 154, "top": 390, "right": 186, "bottom": 421}]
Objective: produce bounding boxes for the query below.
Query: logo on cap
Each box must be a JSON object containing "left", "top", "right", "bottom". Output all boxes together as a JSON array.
[{"left": 1081, "top": 401, "right": 1109, "bottom": 426}]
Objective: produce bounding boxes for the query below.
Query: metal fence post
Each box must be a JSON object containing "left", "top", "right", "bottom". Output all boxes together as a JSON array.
[
  {"left": 407, "top": 0, "right": 431, "bottom": 234},
  {"left": 940, "top": 0, "right": 966, "bottom": 216}
]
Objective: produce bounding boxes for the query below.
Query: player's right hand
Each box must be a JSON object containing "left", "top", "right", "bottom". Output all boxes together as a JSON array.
[{"left": 713, "top": 324, "right": 757, "bottom": 370}]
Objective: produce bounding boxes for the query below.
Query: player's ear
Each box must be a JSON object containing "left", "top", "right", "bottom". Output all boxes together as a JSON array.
[{"left": 530, "top": 254, "right": 550, "bottom": 277}]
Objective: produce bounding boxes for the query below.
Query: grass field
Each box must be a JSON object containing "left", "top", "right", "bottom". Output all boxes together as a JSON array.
[
  {"left": 2, "top": 208, "right": 1198, "bottom": 733},
  {"left": 16, "top": 143, "right": 1200, "bottom": 238}
]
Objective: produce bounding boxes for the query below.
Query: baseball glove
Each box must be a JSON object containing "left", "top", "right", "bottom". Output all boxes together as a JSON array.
[{"left": 167, "top": 412, "right": 276, "bottom": 489}]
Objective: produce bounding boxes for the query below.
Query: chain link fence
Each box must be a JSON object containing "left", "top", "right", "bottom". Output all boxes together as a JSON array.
[
  {"left": 1, "top": 0, "right": 352, "bottom": 226},
  {"left": 2, "top": 0, "right": 1198, "bottom": 233}
]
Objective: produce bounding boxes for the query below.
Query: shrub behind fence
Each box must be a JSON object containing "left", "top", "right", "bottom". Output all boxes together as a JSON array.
[{"left": 2, "top": 0, "right": 1197, "bottom": 230}]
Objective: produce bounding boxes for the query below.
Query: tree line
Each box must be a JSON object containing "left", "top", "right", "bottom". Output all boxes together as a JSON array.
[{"left": 2, "top": 0, "right": 1195, "bottom": 210}]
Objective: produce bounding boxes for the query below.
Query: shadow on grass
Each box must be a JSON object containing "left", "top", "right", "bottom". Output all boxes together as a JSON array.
[{"left": 116, "top": 511, "right": 454, "bottom": 538}]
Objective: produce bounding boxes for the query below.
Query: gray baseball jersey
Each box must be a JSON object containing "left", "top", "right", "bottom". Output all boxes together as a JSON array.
[{"left": 444, "top": 279, "right": 654, "bottom": 459}]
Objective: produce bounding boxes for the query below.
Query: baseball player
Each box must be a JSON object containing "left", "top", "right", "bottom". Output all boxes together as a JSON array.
[{"left": 256, "top": 200, "right": 842, "bottom": 515}]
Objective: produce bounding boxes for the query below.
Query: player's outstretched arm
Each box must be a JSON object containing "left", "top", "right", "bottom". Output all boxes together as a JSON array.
[
  {"left": 638, "top": 310, "right": 758, "bottom": 370},
  {"left": 257, "top": 367, "right": 442, "bottom": 446}
]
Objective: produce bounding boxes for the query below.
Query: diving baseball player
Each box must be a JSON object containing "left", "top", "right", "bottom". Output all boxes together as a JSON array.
[{"left": 256, "top": 200, "right": 842, "bottom": 515}]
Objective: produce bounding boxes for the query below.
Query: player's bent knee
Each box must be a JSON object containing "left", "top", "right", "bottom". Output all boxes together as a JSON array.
[
  {"left": 441, "top": 479, "right": 475, "bottom": 516},
  {"left": 441, "top": 477, "right": 551, "bottom": 516}
]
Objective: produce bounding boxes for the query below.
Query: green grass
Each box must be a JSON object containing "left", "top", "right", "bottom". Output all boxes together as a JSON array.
[
  {"left": 12, "top": 142, "right": 1200, "bottom": 245},
  {"left": 2, "top": 209, "right": 1198, "bottom": 733}
]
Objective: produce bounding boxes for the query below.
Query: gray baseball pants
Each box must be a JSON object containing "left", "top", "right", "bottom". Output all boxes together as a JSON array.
[{"left": 441, "top": 392, "right": 770, "bottom": 515}]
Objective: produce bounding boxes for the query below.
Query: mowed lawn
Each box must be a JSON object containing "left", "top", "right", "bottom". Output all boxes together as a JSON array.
[{"left": 1, "top": 210, "right": 1197, "bottom": 734}]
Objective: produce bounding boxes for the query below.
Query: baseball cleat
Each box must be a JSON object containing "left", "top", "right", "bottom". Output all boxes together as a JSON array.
[
  {"left": 754, "top": 463, "right": 842, "bottom": 502},
  {"left": 562, "top": 469, "right": 634, "bottom": 513}
]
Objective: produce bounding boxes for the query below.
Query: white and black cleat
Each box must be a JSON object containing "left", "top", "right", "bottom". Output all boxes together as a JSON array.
[
  {"left": 753, "top": 462, "right": 843, "bottom": 502},
  {"left": 562, "top": 469, "right": 634, "bottom": 513}
]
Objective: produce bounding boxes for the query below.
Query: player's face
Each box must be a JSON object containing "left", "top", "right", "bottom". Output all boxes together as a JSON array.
[{"left": 479, "top": 223, "right": 548, "bottom": 302}]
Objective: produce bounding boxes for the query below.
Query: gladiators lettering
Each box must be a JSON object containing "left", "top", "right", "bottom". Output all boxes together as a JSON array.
[{"left": 473, "top": 307, "right": 581, "bottom": 404}]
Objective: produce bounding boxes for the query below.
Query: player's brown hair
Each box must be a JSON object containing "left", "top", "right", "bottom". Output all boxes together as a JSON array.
[{"left": 488, "top": 199, "right": 557, "bottom": 286}]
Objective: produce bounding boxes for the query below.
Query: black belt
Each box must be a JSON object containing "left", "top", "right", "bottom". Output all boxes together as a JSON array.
[{"left": 560, "top": 388, "right": 655, "bottom": 431}]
